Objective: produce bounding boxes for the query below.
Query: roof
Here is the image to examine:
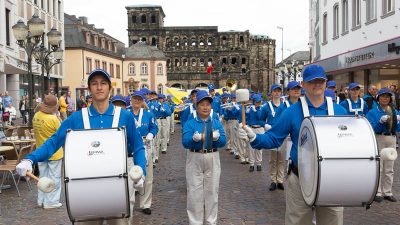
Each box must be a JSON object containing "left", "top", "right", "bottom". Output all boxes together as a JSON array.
[
  {"left": 125, "top": 5, "right": 165, "bottom": 17},
  {"left": 277, "top": 51, "right": 310, "bottom": 65},
  {"left": 124, "top": 42, "right": 166, "bottom": 59}
]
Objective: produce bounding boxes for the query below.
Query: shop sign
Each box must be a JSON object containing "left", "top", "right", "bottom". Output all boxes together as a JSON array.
[{"left": 345, "top": 52, "right": 375, "bottom": 64}]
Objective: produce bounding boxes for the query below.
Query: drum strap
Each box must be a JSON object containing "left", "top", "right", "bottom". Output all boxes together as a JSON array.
[
  {"left": 134, "top": 108, "right": 144, "bottom": 128},
  {"left": 267, "top": 101, "right": 276, "bottom": 117},
  {"left": 190, "top": 104, "right": 197, "bottom": 119},
  {"left": 81, "top": 106, "right": 121, "bottom": 129},
  {"left": 284, "top": 100, "right": 290, "bottom": 108},
  {"left": 300, "top": 96, "right": 334, "bottom": 117},
  {"left": 336, "top": 96, "right": 340, "bottom": 103},
  {"left": 346, "top": 98, "right": 364, "bottom": 115}
]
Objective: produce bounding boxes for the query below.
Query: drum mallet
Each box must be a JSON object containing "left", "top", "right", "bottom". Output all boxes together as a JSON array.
[
  {"left": 380, "top": 148, "right": 398, "bottom": 161},
  {"left": 129, "top": 165, "right": 144, "bottom": 183},
  {"left": 26, "top": 171, "right": 56, "bottom": 193},
  {"left": 236, "top": 89, "right": 250, "bottom": 126}
]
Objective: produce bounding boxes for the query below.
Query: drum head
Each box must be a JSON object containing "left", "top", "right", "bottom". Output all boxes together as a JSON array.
[{"left": 298, "top": 118, "right": 319, "bottom": 206}]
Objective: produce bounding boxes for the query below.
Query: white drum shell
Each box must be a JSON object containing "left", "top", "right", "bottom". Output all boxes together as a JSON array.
[
  {"left": 298, "top": 116, "right": 379, "bottom": 207},
  {"left": 64, "top": 128, "right": 129, "bottom": 222}
]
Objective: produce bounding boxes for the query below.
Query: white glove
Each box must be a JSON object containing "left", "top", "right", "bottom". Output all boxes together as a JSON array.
[
  {"left": 251, "top": 105, "right": 257, "bottom": 112},
  {"left": 397, "top": 115, "right": 400, "bottom": 122},
  {"left": 16, "top": 159, "right": 33, "bottom": 177},
  {"left": 379, "top": 115, "right": 389, "bottom": 124},
  {"left": 212, "top": 130, "right": 220, "bottom": 141},
  {"left": 264, "top": 124, "right": 272, "bottom": 131},
  {"left": 146, "top": 133, "right": 154, "bottom": 141},
  {"left": 245, "top": 107, "right": 250, "bottom": 114},
  {"left": 239, "top": 125, "right": 256, "bottom": 142},
  {"left": 238, "top": 127, "right": 249, "bottom": 142},
  {"left": 160, "top": 107, "right": 165, "bottom": 111},
  {"left": 193, "top": 132, "right": 202, "bottom": 142},
  {"left": 133, "top": 176, "right": 145, "bottom": 191}
]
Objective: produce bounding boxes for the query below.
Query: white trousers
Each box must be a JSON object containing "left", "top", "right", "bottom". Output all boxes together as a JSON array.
[
  {"left": 166, "top": 116, "right": 171, "bottom": 144},
  {"left": 75, "top": 219, "right": 128, "bottom": 225},
  {"left": 248, "top": 127, "right": 264, "bottom": 166},
  {"left": 226, "top": 120, "right": 239, "bottom": 154},
  {"left": 269, "top": 140, "right": 286, "bottom": 183},
  {"left": 285, "top": 174, "right": 343, "bottom": 225},
  {"left": 186, "top": 151, "right": 221, "bottom": 225},
  {"left": 139, "top": 140, "right": 154, "bottom": 209},
  {"left": 376, "top": 134, "right": 397, "bottom": 197},
  {"left": 37, "top": 160, "right": 62, "bottom": 206},
  {"left": 222, "top": 119, "right": 231, "bottom": 150},
  {"left": 156, "top": 118, "right": 169, "bottom": 154},
  {"left": 170, "top": 113, "right": 175, "bottom": 133}
]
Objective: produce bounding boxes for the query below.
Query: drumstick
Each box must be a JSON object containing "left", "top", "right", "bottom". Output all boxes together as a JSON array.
[
  {"left": 26, "top": 171, "right": 56, "bottom": 193},
  {"left": 26, "top": 171, "right": 39, "bottom": 182},
  {"left": 241, "top": 102, "right": 246, "bottom": 126}
]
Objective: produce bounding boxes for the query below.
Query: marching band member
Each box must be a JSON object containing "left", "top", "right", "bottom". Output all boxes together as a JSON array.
[
  {"left": 182, "top": 90, "right": 226, "bottom": 225},
  {"left": 326, "top": 80, "right": 341, "bottom": 103},
  {"left": 111, "top": 95, "right": 128, "bottom": 109},
  {"left": 181, "top": 90, "right": 199, "bottom": 127},
  {"left": 130, "top": 91, "right": 158, "bottom": 215},
  {"left": 246, "top": 94, "right": 265, "bottom": 172},
  {"left": 167, "top": 95, "right": 176, "bottom": 135},
  {"left": 222, "top": 94, "right": 241, "bottom": 159},
  {"left": 155, "top": 94, "right": 172, "bottom": 155},
  {"left": 366, "top": 88, "right": 400, "bottom": 203},
  {"left": 261, "top": 84, "right": 285, "bottom": 190},
  {"left": 147, "top": 91, "right": 161, "bottom": 164},
  {"left": 239, "top": 65, "right": 346, "bottom": 225},
  {"left": 16, "top": 69, "right": 146, "bottom": 225},
  {"left": 220, "top": 93, "right": 233, "bottom": 153},
  {"left": 340, "top": 83, "right": 368, "bottom": 116},
  {"left": 209, "top": 84, "right": 221, "bottom": 117}
]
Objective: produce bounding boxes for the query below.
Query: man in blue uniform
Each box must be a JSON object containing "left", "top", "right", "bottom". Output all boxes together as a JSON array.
[
  {"left": 16, "top": 69, "right": 146, "bottom": 225},
  {"left": 239, "top": 65, "right": 346, "bottom": 225}
]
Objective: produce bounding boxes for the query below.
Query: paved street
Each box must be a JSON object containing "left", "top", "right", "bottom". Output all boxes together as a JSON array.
[{"left": 1, "top": 125, "right": 400, "bottom": 225}]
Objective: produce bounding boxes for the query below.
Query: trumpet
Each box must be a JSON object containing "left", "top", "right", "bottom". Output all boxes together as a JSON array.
[{"left": 221, "top": 103, "right": 234, "bottom": 109}]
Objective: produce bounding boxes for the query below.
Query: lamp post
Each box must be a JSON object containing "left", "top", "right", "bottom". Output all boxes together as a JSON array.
[
  {"left": 277, "top": 26, "right": 284, "bottom": 62},
  {"left": 275, "top": 60, "right": 305, "bottom": 89},
  {"left": 12, "top": 14, "right": 62, "bottom": 126}
]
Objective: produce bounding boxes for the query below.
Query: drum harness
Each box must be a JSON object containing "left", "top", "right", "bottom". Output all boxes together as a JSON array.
[
  {"left": 346, "top": 98, "right": 364, "bottom": 115},
  {"left": 287, "top": 96, "right": 334, "bottom": 177}
]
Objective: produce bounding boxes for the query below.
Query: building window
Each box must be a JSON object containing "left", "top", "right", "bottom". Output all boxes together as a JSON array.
[
  {"left": 95, "top": 60, "right": 100, "bottom": 69},
  {"left": 151, "top": 14, "right": 156, "bottom": 23},
  {"left": 141, "top": 84, "right": 149, "bottom": 89},
  {"left": 141, "top": 63, "right": 148, "bottom": 75},
  {"left": 128, "top": 63, "right": 135, "bottom": 75},
  {"left": 157, "top": 63, "right": 163, "bottom": 75},
  {"left": 382, "top": 0, "right": 394, "bottom": 16},
  {"left": 200, "top": 58, "right": 205, "bottom": 66},
  {"left": 342, "top": 0, "right": 349, "bottom": 33},
  {"left": 158, "top": 84, "right": 163, "bottom": 94},
  {"left": 86, "top": 32, "right": 91, "bottom": 44},
  {"left": 41, "top": 0, "right": 44, "bottom": 9},
  {"left": 191, "top": 58, "right": 197, "bottom": 67},
  {"left": 117, "top": 88, "right": 121, "bottom": 95},
  {"left": 94, "top": 35, "right": 98, "bottom": 47},
  {"left": 5, "top": 8, "right": 11, "bottom": 46},
  {"left": 132, "top": 15, "right": 136, "bottom": 23},
  {"left": 109, "top": 63, "right": 114, "bottom": 78},
  {"left": 366, "top": 0, "right": 377, "bottom": 22},
  {"left": 323, "top": 13, "right": 327, "bottom": 43},
  {"left": 183, "top": 58, "right": 188, "bottom": 67},
  {"left": 86, "top": 58, "right": 92, "bottom": 74},
  {"left": 175, "top": 59, "right": 180, "bottom": 67},
  {"left": 102, "top": 61, "right": 107, "bottom": 72},
  {"left": 116, "top": 65, "right": 120, "bottom": 78},
  {"left": 333, "top": 4, "right": 339, "bottom": 38},
  {"left": 58, "top": 0, "right": 61, "bottom": 19},
  {"left": 101, "top": 38, "right": 105, "bottom": 49},
  {"left": 53, "top": 0, "right": 56, "bottom": 17},
  {"left": 141, "top": 14, "right": 146, "bottom": 23},
  {"left": 151, "top": 37, "right": 157, "bottom": 46},
  {"left": 352, "top": 0, "right": 361, "bottom": 28},
  {"left": 128, "top": 85, "right": 135, "bottom": 94}
]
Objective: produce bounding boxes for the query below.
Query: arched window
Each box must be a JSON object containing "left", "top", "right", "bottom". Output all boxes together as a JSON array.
[
  {"left": 141, "top": 63, "right": 148, "bottom": 75},
  {"left": 141, "top": 84, "right": 149, "bottom": 89},
  {"left": 175, "top": 59, "right": 180, "bottom": 67},
  {"left": 199, "top": 40, "right": 205, "bottom": 46},
  {"left": 183, "top": 58, "right": 188, "bottom": 66},
  {"left": 207, "top": 38, "right": 213, "bottom": 46},
  {"left": 128, "top": 63, "right": 135, "bottom": 75},
  {"left": 231, "top": 57, "right": 237, "bottom": 65},
  {"left": 242, "top": 58, "right": 246, "bottom": 64},
  {"left": 141, "top": 37, "right": 147, "bottom": 43},
  {"left": 132, "top": 15, "right": 137, "bottom": 23},
  {"left": 141, "top": 14, "right": 147, "bottom": 23},
  {"left": 158, "top": 84, "right": 163, "bottom": 94},
  {"left": 199, "top": 58, "right": 205, "bottom": 66},
  {"left": 151, "top": 37, "right": 157, "bottom": 46},
  {"left": 157, "top": 63, "right": 163, "bottom": 75},
  {"left": 191, "top": 58, "right": 197, "bottom": 66}
]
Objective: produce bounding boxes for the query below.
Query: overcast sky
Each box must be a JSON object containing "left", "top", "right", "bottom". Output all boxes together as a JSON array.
[{"left": 64, "top": 0, "right": 309, "bottom": 63}]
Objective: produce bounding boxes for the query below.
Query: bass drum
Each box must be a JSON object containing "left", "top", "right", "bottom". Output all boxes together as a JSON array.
[{"left": 298, "top": 116, "right": 379, "bottom": 207}]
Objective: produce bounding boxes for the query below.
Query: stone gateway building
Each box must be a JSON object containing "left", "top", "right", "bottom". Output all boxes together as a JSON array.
[{"left": 126, "top": 5, "right": 276, "bottom": 92}]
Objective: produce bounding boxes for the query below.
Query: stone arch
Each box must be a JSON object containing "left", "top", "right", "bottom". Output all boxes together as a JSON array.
[
  {"left": 171, "top": 83, "right": 184, "bottom": 89},
  {"left": 195, "top": 83, "right": 208, "bottom": 88},
  {"left": 141, "top": 14, "right": 147, "bottom": 23}
]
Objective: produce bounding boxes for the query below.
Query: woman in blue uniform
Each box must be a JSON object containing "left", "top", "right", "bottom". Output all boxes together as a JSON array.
[
  {"left": 182, "top": 90, "right": 226, "bottom": 225},
  {"left": 340, "top": 83, "right": 368, "bottom": 116}
]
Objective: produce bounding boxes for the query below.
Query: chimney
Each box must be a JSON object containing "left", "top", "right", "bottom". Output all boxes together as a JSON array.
[{"left": 78, "top": 16, "right": 88, "bottom": 24}]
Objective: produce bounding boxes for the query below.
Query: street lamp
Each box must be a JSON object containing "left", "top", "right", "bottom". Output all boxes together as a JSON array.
[{"left": 277, "top": 26, "right": 284, "bottom": 62}]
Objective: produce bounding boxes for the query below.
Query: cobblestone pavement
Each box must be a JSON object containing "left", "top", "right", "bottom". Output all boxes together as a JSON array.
[{"left": 1, "top": 125, "right": 400, "bottom": 225}]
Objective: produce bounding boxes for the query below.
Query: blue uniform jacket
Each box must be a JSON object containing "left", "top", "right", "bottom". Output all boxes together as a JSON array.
[
  {"left": 222, "top": 102, "right": 240, "bottom": 120},
  {"left": 212, "top": 96, "right": 221, "bottom": 116},
  {"left": 366, "top": 105, "right": 400, "bottom": 134},
  {"left": 246, "top": 105, "right": 265, "bottom": 126},
  {"left": 148, "top": 100, "right": 160, "bottom": 115},
  {"left": 133, "top": 109, "right": 158, "bottom": 137},
  {"left": 157, "top": 102, "right": 172, "bottom": 118},
  {"left": 25, "top": 104, "right": 147, "bottom": 175},
  {"left": 251, "top": 97, "right": 347, "bottom": 166},
  {"left": 340, "top": 98, "right": 368, "bottom": 115},
  {"left": 182, "top": 115, "right": 226, "bottom": 150},
  {"left": 260, "top": 100, "right": 282, "bottom": 126},
  {"left": 275, "top": 100, "right": 295, "bottom": 118}
]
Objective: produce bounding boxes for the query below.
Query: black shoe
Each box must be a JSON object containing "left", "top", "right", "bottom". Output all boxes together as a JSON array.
[
  {"left": 142, "top": 208, "right": 152, "bottom": 215},
  {"left": 374, "top": 196, "right": 383, "bottom": 203},
  {"left": 235, "top": 155, "right": 240, "bottom": 159},
  {"left": 249, "top": 166, "right": 254, "bottom": 172},
  {"left": 167, "top": 143, "right": 170, "bottom": 146},
  {"left": 384, "top": 196, "right": 397, "bottom": 202},
  {"left": 230, "top": 151, "right": 234, "bottom": 155},
  {"left": 246, "top": 161, "right": 250, "bottom": 164},
  {"left": 277, "top": 183, "right": 284, "bottom": 190},
  {"left": 153, "top": 163, "right": 156, "bottom": 168},
  {"left": 269, "top": 182, "right": 277, "bottom": 191},
  {"left": 155, "top": 159, "right": 159, "bottom": 163},
  {"left": 162, "top": 151, "right": 167, "bottom": 154},
  {"left": 241, "top": 161, "right": 247, "bottom": 164},
  {"left": 256, "top": 165, "right": 262, "bottom": 171}
]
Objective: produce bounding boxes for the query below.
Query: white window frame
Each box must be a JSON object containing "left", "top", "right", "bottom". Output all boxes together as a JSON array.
[
  {"left": 333, "top": 4, "right": 339, "bottom": 38},
  {"left": 366, "top": 0, "right": 377, "bottom": 22},
  {"left": 128, "top": 63, "right": 135, "bottom": 75},
  {"left": 323, "top": 13, "right": 328, "bottom": 43},
  {"left": 382, "top": 0, "right": 395, "bottom": 15},
  {"left": 157, "top": 63, "right": 163, "bottom": 75},
  {"left": 352, "top": 0, "right": 361, "bottom": 28},
  {"left": 342, "top": 0, "right": 349, "bottom": 33},
  {"left": 141, "top": 63, "right": 148, "bottom": 75}
]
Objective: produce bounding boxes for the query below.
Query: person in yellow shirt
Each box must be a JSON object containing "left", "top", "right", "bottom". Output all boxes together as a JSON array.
[
  {"left": 33, "top": 94, "right": 63, "bottom": 209},
  {"left": 59, "top": 92, "right": 68, "bottom": 121}
]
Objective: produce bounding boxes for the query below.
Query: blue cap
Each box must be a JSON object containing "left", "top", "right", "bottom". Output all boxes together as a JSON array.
[
  {"left": 125, "top": 96, "right": 131, "bottom": 106},
  {"left": 158, "top": 94, "right": 166, "bottom": 99},
  {"left": 301, "top": 89, "right": 305, "bottom": 95},
  {"left": 85, "top": 95, "right": 92, "bottom": 100},
  {"left": 87, "top": 69, "right": 111, "bottom": 85},
  {"left": 222, "top": 87, "right": 227, "bottom": 92},
  {"left": 190, "top": 89, "right": 199, "bottom": 96},
  {"left": 131, "top": 91, "right": 145, "bottom": 100},
  {"left": 253, "top": 94, "right": 262, "bottom": 103},
  {"left": 377, "top": 88, "right": 393, "bottom": 98},
  {"left": 111, "top": 95, "right": 127, "bottom": 105},
  {"left": 327, "top": 80, "right": 337, "bottom": 88},
  {"left": 208, "top": 84, "right": 215, "bottom": 91},
  {"left": 167, "top": 95, "right": 172, "bottom": 99},
  {"left": 140, "top": 88, "right": 151, "bottom": 95},
  {"left": 221, "top": 93, "right": 230, "bottom": 99},
  {"left": 271, "top": 84, "right": 282, "bottom": 91},
  {"left": 324, "top": 89, "right": 336, "bottom": 102},
  {"left": 196, "top": 90, "right": 213, "bottom": 104},
  {"left": 348, "top": 82, "right": 360, "bottom": 90},
  {"left": 302, "top": 65, "right": 327, "bottom": 82},
  {"left": 231, "top": 94, "right": 236, "bottom": 98},
  {"left": 287, "top": 81, "right": 301, "bottom": 90}
]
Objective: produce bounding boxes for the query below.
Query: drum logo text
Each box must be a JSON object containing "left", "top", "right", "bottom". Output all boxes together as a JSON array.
[{"left": 88, "top": 150, "right": 105, "bottom": 156}]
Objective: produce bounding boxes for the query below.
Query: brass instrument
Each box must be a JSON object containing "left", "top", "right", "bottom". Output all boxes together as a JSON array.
[{"left": 226, "top": 79, "right": 237, "bottom": 93}]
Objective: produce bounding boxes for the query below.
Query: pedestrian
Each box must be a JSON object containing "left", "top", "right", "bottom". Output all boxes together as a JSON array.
[
  {"left": 130, "top": 91, "right": 158, "bottom": 216},
  {"left": 239, "top": 64, "right": 346, "bottom": 225},
  {"left": 2, "top": 91, "right": 14, "bottom": 108},
  {"left": 86, "top": 95, "right": 92, "bottom": 107},
  {"left": 340, "top": 83, "right": 368, "bottom": 116},
  {"left": 66, "top": 90, "right": 74, "bottom": 116},
  {"left": 366, "top": 88, "right": 400, "bottom": 203},
  {"left": 364, "top": 84, "right": 378, "bottom": 111},
  {"left": 19, "top": 95, "right": 28, "bottom": 124},
  {"left": 16, "top": 69, "right": 146, "bottom": 225},
  {"left": 182, "top": 90, "right": 226, "bottom": 225},
  {"left": 59, "top": 92, "right": 68, "bottom": 121},
  {"left": 76, "top": 95, "right": 87, "bottom": 111},
  {"left": 4, "top": 102, "right": 17, "bottom": 125},
  {"left": 33, "top": 94, "right": 63, "bottom": 209}
]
